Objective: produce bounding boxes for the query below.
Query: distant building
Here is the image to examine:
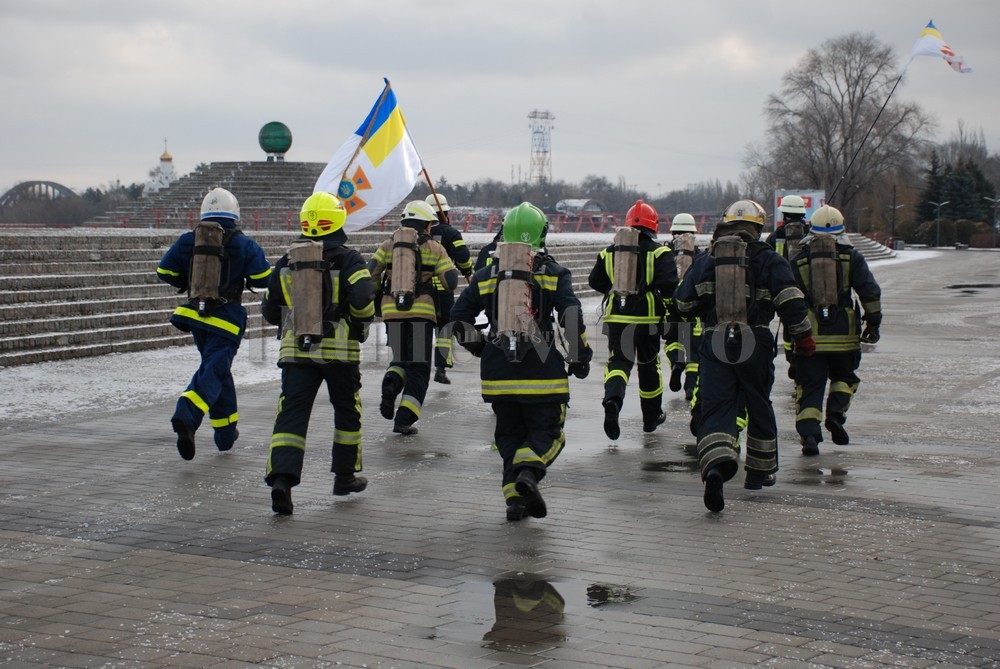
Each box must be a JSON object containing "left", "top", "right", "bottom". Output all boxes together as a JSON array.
[
  {"left": 554, "top": 198, "right": 604, "bottom": 215},
  {"left": 144, "top": 143, "right": 177, "bottom": 195}
]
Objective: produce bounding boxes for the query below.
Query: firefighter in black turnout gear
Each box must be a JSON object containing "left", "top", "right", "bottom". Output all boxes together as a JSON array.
[
  {"left": 588, "top": 200, "right": 678, "bottom": 439},
  {"left": 425, "top": 194, "right": 473, "bottom": 384},
  {"left": 663, "top": 213, "right": 704, "bottom": 405},
  {"left": 156, "top": 187, "right": 272, "bottom": 461},
  {"left": 789, "top": 205, "right": 882, "bottom": 455},
  {"left": 261, "top": 193, "right": 376, "bottom": 515},
  {"left": 766, "top": 194, "right": 812, "bottom": 380},
  {"left": 369, "top": 201, "right": 458, "bottom": 435},
  {"left": 451, "top": 203, "right": 592, "bottom": 522},
  {"left": 673, "top": 199, "right": 814, "bottom": 513}
]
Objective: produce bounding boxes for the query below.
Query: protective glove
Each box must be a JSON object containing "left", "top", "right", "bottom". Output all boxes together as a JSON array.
[
  {"left": 794, "top": 334, "right": 816, "bottom": 357},
  {"left": 860, "top": 326, "right": 880, "bottom": 344},
  {"left": 567, "top": 360, "right": 590, "bottom": 379}
]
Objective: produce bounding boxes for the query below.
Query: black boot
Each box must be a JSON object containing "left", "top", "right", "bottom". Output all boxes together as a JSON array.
[
  {"left": 744, "top": 471, "right": 776, "bottom": 490},
  {"left": 380, "top": 376, "right": 401, "bottom": 420},
  {"left": 801, "top": 434, "right": 820, "bottom": 456},
  {"left": 333, "top": 474, "right": 368, "bottom": 496},
  {"left": 270, "top": 476, "right": 294, "bottom": 515},
  {"left": 514, "top": 469, "right": 547, "bottom": 518},
  {"left": 703, "top": 467, "right": 725, "bottom": 512},
  {"left": 825, "top": 415, "right": 849, "bottom": 445},
  {"left": 393, "top": 422, "right": 418, "bottom": 435},
  {"left": 603, "top": 399, "right": 620, "bottom": 440},
  {"left": 506, "top": 500, "right": 528, "bottom": 522},
  {"left": 669, "top": 368, "right": 683, "bottom": 392},
  {"left": 434, "top": 368, "right": 450, "bottom": 384},
  {"left": 171, "top": 418, "right": 196, "bottom": 461},
  {"left": 643, "top": 412, "right": 666, "bottom": 433}
]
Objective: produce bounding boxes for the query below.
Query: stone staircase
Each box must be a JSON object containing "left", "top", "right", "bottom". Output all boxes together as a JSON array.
[
  {"left": 847, "top": 233, "right": 896, "bottom": 261},
  {"left": 0, "top": 229, "right": 605, "bottom": 367}
]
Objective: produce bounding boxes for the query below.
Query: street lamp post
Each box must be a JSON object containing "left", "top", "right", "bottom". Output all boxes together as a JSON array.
[
  {"left": 984, "top": 196, "right": 999, "bottom": 249},
  {"left": 929, "top": 200, "right": 950, "bottom": 248}
]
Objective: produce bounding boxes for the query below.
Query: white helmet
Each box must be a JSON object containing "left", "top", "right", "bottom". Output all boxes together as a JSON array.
[
  {"left": 778, "top": 194, "right": 807, "bottom": 215},
  {"left": 425, "top": 193, "right": 450, "bottom": 212},
  {"left": 670, "top": 213, "right": 697, "bottom": 233},
  {"left": 722, "top": 199, "right": 767, "bottom": 227},
  {"left": 200, "top": 187, "right": 240, "bottom": 221},
  {"left": 401, "top": 200, "right": 437, "bottom": 224},
  {"left": 809, "top": 205, "right": 845, "bottom": 235}
]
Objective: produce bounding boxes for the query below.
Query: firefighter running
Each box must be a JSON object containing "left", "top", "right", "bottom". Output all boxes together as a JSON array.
[
  {"left": 789, "top": 205, "right": 882, "bottom": 455},
  {"left": 260, "top": 192, "right": 376, "bottom": 515},
  {"left": 451, "top": 203, "right": 593, "bottom": 522},
  {"left": 425, "top": 193, "right": 474, "bottom": 384},
  {"left": 156, "top": 187, "right": 272, "bottom": 460},
  {"left": 369, "top": 200, "right": 458, "bottom": 435},
  {"left": 767, "top": 194, "right": 813, "bottom": 380},
  {"left": 587, "top": 200, "right": 678, "bottom": 440},
  {"left": 673, "top": 199, "right": 814, "bottom": 512},
  {"left": 663, "top": 213, "right": 705, "bottom": 406}
]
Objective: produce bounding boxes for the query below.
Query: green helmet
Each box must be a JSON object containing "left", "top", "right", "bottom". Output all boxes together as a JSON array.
[{"left": 502, "top": 202, "right": 547, "bottom": 249}]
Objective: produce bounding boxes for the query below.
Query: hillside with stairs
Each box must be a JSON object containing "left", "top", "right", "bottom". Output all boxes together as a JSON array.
[{"left": 0, "top": 229, "right": 605, "bottom": 367}]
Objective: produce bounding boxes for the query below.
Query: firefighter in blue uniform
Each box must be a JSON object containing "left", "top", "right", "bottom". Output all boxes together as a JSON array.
[
  {"left": 369, "top": 201, "right": 458, "bottom": 435},
  {"left": 588, "top": 200, "right": 678, "bottom": 439},
  {"left": 425, "top": 194, "right": 473, "bottom": 384},
  {"left": 451, "top": 203, "right": 592, "bottom": 522},
  {"left": 663, "top": 213, "right": 704, "bottom": 406},
  {"left": 156, "top": 187, "right": 272, "bottom": 460},
  {"left": 261, "top": 192, "right": 376, "bottom": 515},
  {"left": 789, "top": 205, "right": 882, "bottom": 455},
  {"left": 673, "top": 199, "right": 814, "bottom": 512},
  {"left": 766, "top": 194, "right": 812, "bottom": 379}
]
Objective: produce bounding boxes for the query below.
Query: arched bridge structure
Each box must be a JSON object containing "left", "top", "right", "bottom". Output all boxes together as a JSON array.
[{"left": 0, "top": 181, "right": 79, "bottom": 213}]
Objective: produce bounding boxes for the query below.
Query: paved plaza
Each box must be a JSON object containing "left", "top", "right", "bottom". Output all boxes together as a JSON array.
[{"left": 1, "top": 249, "right": 999, "bottom": 668}]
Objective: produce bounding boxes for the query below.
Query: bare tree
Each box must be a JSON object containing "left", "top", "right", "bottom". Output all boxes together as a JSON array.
[{"left": 745, "top": 32, "right": 934, "bottom": 224}]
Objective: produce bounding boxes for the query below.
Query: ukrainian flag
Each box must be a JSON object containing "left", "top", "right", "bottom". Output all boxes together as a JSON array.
[{"left": 315, "top": 79, "right": 424, "bottom": 232}]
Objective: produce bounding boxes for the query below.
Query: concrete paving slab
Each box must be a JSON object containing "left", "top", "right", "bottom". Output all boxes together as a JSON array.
[{"left": 1, "top": 249, "right": 999, "bottom": 667}]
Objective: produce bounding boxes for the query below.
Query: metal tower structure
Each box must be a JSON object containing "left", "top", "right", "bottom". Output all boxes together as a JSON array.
[{"left": 527, "top": 110, "right": 555, "bottom": 183}]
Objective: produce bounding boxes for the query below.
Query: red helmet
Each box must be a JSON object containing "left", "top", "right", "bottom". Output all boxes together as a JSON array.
[{"left": 627, "top": 200, "right": 659, "bottom": 234}]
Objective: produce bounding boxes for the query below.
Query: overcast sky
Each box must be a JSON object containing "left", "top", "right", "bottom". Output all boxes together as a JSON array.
[{"left": 1, "top": 1, "right": 996, "bottom": 199}]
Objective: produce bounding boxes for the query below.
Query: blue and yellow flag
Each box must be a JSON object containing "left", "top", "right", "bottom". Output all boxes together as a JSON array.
[
  {"left": 315, "top": 79, "right": 423, "bottom": 232},
  {"left": 910, "top": 20, "right": 972, "bottom": 73}
]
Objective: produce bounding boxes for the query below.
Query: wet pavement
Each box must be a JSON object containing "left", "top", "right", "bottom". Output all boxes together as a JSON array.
[{"left": 2, "top": 249, "right": 1000, "bottom": 668}]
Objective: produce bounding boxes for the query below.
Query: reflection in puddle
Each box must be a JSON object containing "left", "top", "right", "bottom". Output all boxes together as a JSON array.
[
  {"left": 641, "top": 460, "right": 700, "bottom": 473},
  {"left": 792, "top": 466, "right": 849, "bottom": 486},
  {"left": 587, "top": 583, "right": 639, "bottom": 608},
  {"left": 482, "top": 576, "right": 566, "bottom": 650}
]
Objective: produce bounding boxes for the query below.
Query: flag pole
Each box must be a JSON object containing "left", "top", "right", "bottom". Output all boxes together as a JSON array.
[
  {"left": 828, "top": 63, "right": 909, "bottom": 205},
  {"left": 339, "top": 78, "right": 394, "bottom": 186}
]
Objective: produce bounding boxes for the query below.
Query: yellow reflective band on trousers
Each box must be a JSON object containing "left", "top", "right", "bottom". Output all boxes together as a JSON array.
[
  {"left": 503, "top": 481, "right": 519, "bottom": 502},
  {"left": 482, "top": 378, "right": 570, "bottom": 396},
  {"left": 435, "top": 335, "right": 454, "bottom": 366},
  {"left": 387, "top": 366, "right": 406, "bottom": 381},
  {"left": 697, "top": 431, "right": 738, "bottom": 472},
  {"left": 603, "top": 368, "right": 629, "bottom": 384},
  {"left": 796, "top": 406, "right": 823, "bottom": 422},
  {"left": 745, "top": 436, "right": 777, "bottom": 473},
  {"left": 269, "top": 432, "right": 306, "bottom": 451},
  {"left": 172, "top": 306, "right": 242, "bottom": 336},
  {"left": 684, "top": 361, "right": 699, "bottom": 374},
  {"left": 334, "top": 428, "right": 362, "bottom": 446},
  {"left": 400, "top": 394, "right": 422, "bottom": 418},
  {"left": 181, "top": 390, "right": 209, "bottom": 416},
  {"left": 210, "top": 412, "right": 238, "bottom": 428},
  {"left": 513, "top": 447, "right": 544, "bottom": 468}
]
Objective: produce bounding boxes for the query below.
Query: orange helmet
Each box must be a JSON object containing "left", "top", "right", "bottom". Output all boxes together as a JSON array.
[{"left": 626, "top": 200, "right": 659, "bottom": 235}]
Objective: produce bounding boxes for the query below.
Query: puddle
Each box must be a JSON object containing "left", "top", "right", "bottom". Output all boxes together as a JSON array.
[
  {"left": 438, "top": 573, "right": 641, "bottom": 649},
  {"left": 790, "top": 466, "right": 850, "bottom": 486},
  {"left": 946, "top": 283, "right": 1000, "bottom": 289},
  {"left": 641, "top": 460, "right": 700, "bottom": 473}
]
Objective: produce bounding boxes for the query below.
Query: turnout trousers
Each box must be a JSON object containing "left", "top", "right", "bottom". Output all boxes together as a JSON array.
[
  {"left": 433, "top": 288, "right": 455, "bottom": 371},
  {"left": 172, "top": 328, "right": 240, "bottom": 450},
  {"left": 794, "top": 351, "right": 861, "bottom": 442},
  {"left": 492, "top": 401, "right": 567, "bottom": 507},
  {"left": 383, "top": 319, "right": 435, "bottom": 427},
  {"left": 603, "top": 323, "right": 663, "bottom": 424},
  {"left": 696, "top": 329, "right": 779, "bottom": 482},
  {"left": 265, "top": 363, "right": 363, "bottom": 487}
]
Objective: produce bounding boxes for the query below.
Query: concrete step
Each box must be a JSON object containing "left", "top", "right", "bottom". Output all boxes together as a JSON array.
[{"left": 0, "top": 294, "right": 182, "bottom": 320}]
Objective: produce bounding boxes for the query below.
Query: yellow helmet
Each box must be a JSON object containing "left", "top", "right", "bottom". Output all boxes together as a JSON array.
[
  {"left": 300, "top": 192, "right": 346, "bottom": 237},
  {"left": 722, "top": 199, "right": 767, "bottom": 227},
  {"left": 809, "top": 205, "right": 845, "bottom": 234}
]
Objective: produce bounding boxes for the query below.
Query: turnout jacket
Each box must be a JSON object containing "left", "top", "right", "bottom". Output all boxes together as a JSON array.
[
  {"left": 790, "top": 237, "right": 882, "bottom": 353},
  {"left": 431, "top": 222, "right": 473, "bottom": 278},
  {"left": 451, "top": 252, "right": 592, "bottom": 404},
  {"left": 673, "top": 238, "right": 812, "bottom": 339},
  {"left": 368, "top": 231, "right": 458, "bottom": 323},
  {"left": 260, "top": 231, "right": 375, "bottom": 365},
  {"left": 587, "top": 232, "right": 679, "bottom": 325},
  {"left": 156, "top": 221, "right": 272, "bottom": 343}
]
